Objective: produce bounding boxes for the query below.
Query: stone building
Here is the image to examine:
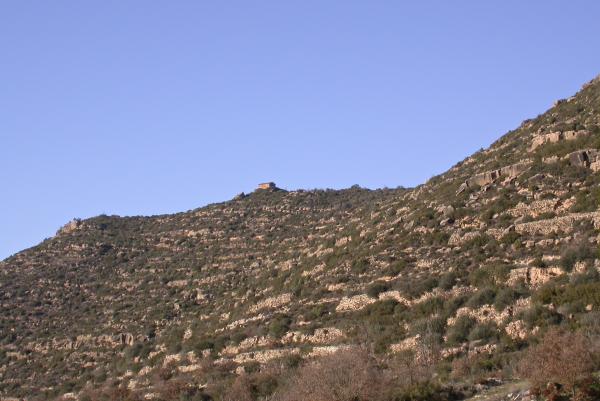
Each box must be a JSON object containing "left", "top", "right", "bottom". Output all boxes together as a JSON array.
[{"left": 257, "top": 182, "right": 277, "bottom": 190}]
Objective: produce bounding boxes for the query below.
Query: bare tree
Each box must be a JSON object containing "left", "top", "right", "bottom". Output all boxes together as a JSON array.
[
  {"left": 519, "top": 327, "right": 595, "bottom": 395},
  {"left": 272, "top": 347, "right": 385, "bottom": 401}
]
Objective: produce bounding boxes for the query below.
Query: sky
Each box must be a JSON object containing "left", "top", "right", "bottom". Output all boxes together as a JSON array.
[{"left": 1, "top": 1, "right": 600, "bottom": 260}]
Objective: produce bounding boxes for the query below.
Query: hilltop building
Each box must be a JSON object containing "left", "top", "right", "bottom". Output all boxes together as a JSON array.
[{"left": 257, "top": 182, "right": 277, "bottom": 190}]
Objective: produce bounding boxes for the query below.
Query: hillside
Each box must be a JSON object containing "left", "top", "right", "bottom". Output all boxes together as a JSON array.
[{"left": 2, "top": 74, "right": 600, "bottom": 401}]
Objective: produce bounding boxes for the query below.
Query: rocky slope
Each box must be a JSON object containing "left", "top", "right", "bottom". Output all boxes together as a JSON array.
[{"left": 2, "top": 74, "right": 600, "bottom": 400}]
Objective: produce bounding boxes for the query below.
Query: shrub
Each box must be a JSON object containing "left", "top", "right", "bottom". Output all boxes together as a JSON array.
[
  {"left": 518, "top": 328, "right": 596, "bottom": 395},
  {"left": 269, "top": 315, "right": 292, "bottom": 338},
  {"left": 223, "top": 363, "right": 284, "bottom": 400},
  {"left": 305, "top": 304, "right": 331, "bottom": 321},
  {"left": 387, "top": 259, "right": 407, "bottom": 275},
  {"left": 367, "top": 282, "right": 390, "bottom": 298},
  {"left": 560, "top": 242, "right": 596, "bottom": 272},
  {"left": 466, "top": 288, "right": 496, "bottom": 309},
  {"left": 469, "top": 264, "right": 510, "bottom": 288},
  {"left": 531, "top": 257, "right": 546, "bottom": 268},
  {"left": 570, "top": 266, "right": 600, "bottom": 285},
  {"left": 521, "top": 304, "right": 562, "bottom": 329},
  {"left": 464, "top": 234, "right": 493, "bottom": 248},
  {"left": 411, "top": 297, "right": 444, "bottom": 319},
  {"left": 557, "top": 282, "right": 600, "bottom": 308},
  {"left": 442, "top": 295, "right": 468, "bottom": 319},
  {"left": 156, "top": 378, "right": 211, "bottom": 401},
  {"left": 500, "top": 231, "right": 521, "bottom": 245},
  {"left": 534, "top": 281, "right": 600, "bottom": 309},
  {"left": 351, "top": 258, "right": 370, "bottom": 274},
  {"left": 363, "top": 299, "right": 402, "bottom": 318},
  {"left": 438, "top": 272, "right": 457, "bottom": 290},
  {"left": 494, "top": 286, "right": 528, "bottom": 311},
  {"left": 570, "top": 187, "right": 600, "bottom": 212},
  {"left": 273, "top": 348, "right": 384, "bottom": 401},
  {"left": 447, "top": 316, "right": 476, "bottom": 345},
  {"left": 468, "top": 322, "right": 498, "bottom": 343},
  {"left": 405, "top": 277, "right": 439, "bottom": 299},
  {"left": 360, "top": 300, "right": 406, "bottom": 353}
]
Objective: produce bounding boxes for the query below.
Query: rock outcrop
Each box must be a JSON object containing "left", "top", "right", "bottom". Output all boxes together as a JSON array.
[
  {"left": 529, "top": 130, "right": 589, "bottom": 151},
  {"left": 508, "top": 267, "right": 564, "bottom": 288},
  {"left": 457, "top": 161, "right": 531, "bottom": 193},
  {"left": 56, "top": 218, "right": 82, "bottom": 235},
  {"left": 566, "top": 148, "right": 600, "bottom": 171}
]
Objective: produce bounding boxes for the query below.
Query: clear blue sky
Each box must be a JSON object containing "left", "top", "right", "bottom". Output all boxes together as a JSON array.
[{"left": 2, "top": 1, "right": 600, "bottom": 259}]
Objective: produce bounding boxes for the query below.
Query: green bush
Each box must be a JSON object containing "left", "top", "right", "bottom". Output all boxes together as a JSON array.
[
  {"left": 411, "top": 297, "right": 445, "bottom": 319},
  {"left": 351, "top": 258, "right": 370, "bottom": 273},
  {"left": 305, "top": 303, "right": 331, "bottom": 321},
  {"left": 362, "top": 299, "right": 405, "bottom": 322},
  {"left": 447, "top": 316, "right": 476, "bottom": 345},
  {"left": 403, "top": 277, "right": 439, "bottom": 299},
  {"left": 442, "top": 295, "right": 468, "bottom": 319},
  {"left": 466, "top": 288, "right": 496, "bottom": 308},
  {"left": 543, "top": 282, "right": 600, "bottom": 309},
  {"left": 468, "top": 322, "right": 498, "bottom": 343},
  {"left": 560, "top": 242, "right": 596, "bottom": 272},
  {"left": 521, "top": 305, "right": 562, "bottom": 329},
  {"left": 387, "top": 259, "right": 407, "bottom": 275},
  {"left": 570, "top": 187, "right": 600, "bottom": 212},
  {"left": 438, "top": 272, "right": 457, "bottom": 290},
  {"left": 360, "top": 300, "right": 407, "bottom": 353},
  {"left": 269, "top": 315, "right": 292, "bottom": 338},
  {"left": 469, "top": 264, "right": 510, "bottom": 287},
  {"left": 367, "top": 282, "right": 390, "bottom": 298},
  {"left": 494, "top": 285, "right": 529, "bottom": 311},
  {"left": 500, "top": 231, "right": 521, "bottom": 246}
]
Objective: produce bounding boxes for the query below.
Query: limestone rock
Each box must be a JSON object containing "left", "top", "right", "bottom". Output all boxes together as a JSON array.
[
  {"left": 448, "top": 231, "right": 480, "bottom": 246},
  {"left": 335, "top": 294, "right": 375, "bottom": 312},
  {"left": 57, "top": 218, "right": 82, "bottom": 235},
  {"left": 249, "top": 293, "right": 292, "bottom": 313},
  {"left": 457, "top": 161, "right": 531, "bottom": 194},
  {"left": 505, "top": 320, "right": 529, "bottom": 340},
  {"left": 508, "top": 267, "right": 563, "bottom": 288},
  {"left": 566, "top": 148, "right": 600, "bottom": 169},
  {"left": 529, "top": 130, "right": 589, "bottom": 151},
  {"left": 515, "top": 211, "right": 600, "bottom": 235}
]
